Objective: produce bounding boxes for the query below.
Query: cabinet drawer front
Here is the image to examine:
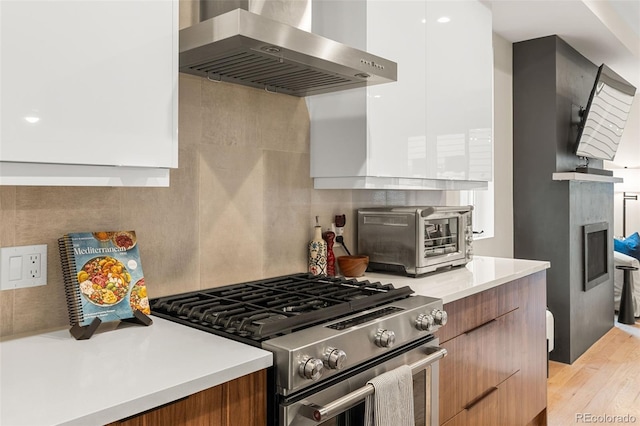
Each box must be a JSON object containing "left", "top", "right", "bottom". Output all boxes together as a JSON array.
[
  {"left": 437, "top": 279, "right": 519, "bottom": 343},
  {"left": 442, "top": 370, "right": 520, "bottom": 426},
  {"left": 439, "top": 309, "right": 520, "bottom": 424}
]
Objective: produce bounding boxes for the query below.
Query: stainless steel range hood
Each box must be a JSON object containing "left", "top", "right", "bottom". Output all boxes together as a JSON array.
[{"left": 179, "top": 0, "right": 397, "bottom": 97}]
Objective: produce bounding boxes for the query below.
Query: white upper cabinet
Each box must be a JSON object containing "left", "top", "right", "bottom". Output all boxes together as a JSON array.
[
  {"left": 0, "top": 0, "right": 178, "bottom": 186},
  {"left": 309, "top": 0, "right": 493, "bottom": 190}
]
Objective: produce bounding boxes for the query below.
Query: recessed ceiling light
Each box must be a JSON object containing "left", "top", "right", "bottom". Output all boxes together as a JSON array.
[
  {"left": 24, "top": 116, "right": 40, "bottom": 124},
  {"left": 437, "top": 16, "right": 451, "bottom": 23}
]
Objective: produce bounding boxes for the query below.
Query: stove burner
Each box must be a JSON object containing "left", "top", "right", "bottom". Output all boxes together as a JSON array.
[
  {"left": 252, "top": 313, "right": 289, "bottom": 323},
  {"left": 281, "top": 299, "right": 327, "bottom": 313},
  {"left": 150, "top": 273, "right": 413, "bottom": 344}
]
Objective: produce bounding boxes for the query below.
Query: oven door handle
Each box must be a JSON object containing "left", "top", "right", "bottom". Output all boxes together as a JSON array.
[{"left": 299, "top": 346, "right": 447, "bottom": 422}]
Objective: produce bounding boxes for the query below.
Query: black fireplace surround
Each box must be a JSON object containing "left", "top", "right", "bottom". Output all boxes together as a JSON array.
[{"left": 583, "top": 222, "right": 609, "bottom": 291}]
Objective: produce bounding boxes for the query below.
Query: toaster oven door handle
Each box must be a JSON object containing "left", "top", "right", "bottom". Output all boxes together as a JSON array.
[{"left": 299, "top": 346, "right": 447, "bottom": 422}]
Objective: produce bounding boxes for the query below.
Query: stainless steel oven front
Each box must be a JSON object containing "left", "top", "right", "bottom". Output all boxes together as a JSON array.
[{"left": 279, "top": 338, "right": 445, "bottom": 426}]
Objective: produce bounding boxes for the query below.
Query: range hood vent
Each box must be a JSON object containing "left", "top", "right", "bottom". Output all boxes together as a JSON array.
[{"left": 179, "top": 1, "right": 397, "bottom": 97}]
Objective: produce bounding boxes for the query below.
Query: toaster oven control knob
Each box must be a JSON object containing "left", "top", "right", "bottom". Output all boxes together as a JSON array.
[
  {"left": 374, "top": 329, "right": 396, "bottom": 348},
  {"left": 324, "top": 348, "right": 347, "bottom": 370},
  {"left": 299, "top": 358, "right": 324, "bottom": 381},
  {"left": 432, "top": 309, "right": 448, "bottom": 326},
  {"left": 416, "top": 313, "right": 435, "bottom": 331}
]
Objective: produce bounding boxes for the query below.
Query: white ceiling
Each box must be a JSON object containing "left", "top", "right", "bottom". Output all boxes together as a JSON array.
[
  {"left": 487, "top": 0, "right": 640, "bottom": 87},
  {"left": 610, "top": 0, "right": 640, "bottom": 37}
]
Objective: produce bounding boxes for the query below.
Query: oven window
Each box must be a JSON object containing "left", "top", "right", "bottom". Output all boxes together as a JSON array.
[
  {"left": 311, "top": 369, "right": 429, "bottom": 426},
  {"left": 424, "top": 217, "right": 459, "bottom": 257}
]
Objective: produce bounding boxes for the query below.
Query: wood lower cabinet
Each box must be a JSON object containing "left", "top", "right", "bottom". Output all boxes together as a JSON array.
[
  {"left": 439, "top": 308, "right": 520, "bottom": 422},
  {"left": 437, "top": 271, "right": 547, "bottom": 426},
  {"left": 442, "top": 370, "right": 521, "bottom": 426},
  {"left": 107, "top": 370, "right": 266, "bottom": 426}
]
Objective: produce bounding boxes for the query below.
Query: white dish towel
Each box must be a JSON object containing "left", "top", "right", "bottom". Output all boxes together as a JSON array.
[{"left": 364, "top": 365, "right": 415, "bottom": 426}]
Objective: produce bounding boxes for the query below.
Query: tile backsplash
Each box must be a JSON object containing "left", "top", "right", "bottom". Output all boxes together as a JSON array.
[{"left": 0, "top": 73, "right": 444, "bottom": 338}]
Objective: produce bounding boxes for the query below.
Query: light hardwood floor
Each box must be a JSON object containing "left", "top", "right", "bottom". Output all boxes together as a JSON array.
[{"left": 547, "top": 318, "right": 640, "bottom": 425}]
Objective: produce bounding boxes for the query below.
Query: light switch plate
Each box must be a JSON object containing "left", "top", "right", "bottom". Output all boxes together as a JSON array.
[{"left": 0, "top": 244, "right": 47, "bottom": 290}]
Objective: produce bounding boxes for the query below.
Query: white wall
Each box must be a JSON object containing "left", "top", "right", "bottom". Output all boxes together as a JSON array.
[{"left": 465, "top": 33, "right": 514, "bottom": 258}]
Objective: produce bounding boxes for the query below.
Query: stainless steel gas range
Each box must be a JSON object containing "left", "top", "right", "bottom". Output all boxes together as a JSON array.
[{"left": 150, "top": 273, "right": 447, "bottom": 426}]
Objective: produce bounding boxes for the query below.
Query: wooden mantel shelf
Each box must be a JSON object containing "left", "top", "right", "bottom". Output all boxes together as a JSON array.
[{"left": 552, "top": 172, "right": 622, "bottom": 183}]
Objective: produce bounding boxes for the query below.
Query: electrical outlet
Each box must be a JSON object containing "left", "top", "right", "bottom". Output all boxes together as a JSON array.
[
  {"left": 28, "top": 253, "right": 41, "bottom": 278},
  {"left": 0, "top": 244, "right": 47, "bottom": 290}
]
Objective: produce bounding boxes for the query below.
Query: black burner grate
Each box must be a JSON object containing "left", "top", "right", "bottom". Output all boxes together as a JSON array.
[{"left": 150, "top": 273, "right": 413, "bottom": 345}]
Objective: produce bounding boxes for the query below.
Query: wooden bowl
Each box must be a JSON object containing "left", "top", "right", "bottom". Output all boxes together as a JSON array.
[{"left": 337, "top": 255, "right": 369, "bottom": 277}]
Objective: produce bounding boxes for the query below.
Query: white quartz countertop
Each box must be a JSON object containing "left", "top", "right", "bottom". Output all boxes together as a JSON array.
[
  {"left": 361, "top": 256, "right": 550, "bottom": 304},
  {"left": 0, "top": 316, "right": 272, "bottom": 426}
]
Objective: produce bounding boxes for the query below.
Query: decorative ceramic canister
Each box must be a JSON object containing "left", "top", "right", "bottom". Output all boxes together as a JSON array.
[{"left": 308, "top": 216, "right": 327, "bottom": 275}]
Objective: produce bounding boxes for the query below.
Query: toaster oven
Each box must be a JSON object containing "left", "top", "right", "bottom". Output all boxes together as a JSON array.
[{"left": 357, "top": 206, "right": 473, "bottom": 276}]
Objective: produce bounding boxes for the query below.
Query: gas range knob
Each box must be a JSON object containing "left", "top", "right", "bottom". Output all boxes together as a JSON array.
[
  {"left": 416, "top": 313, "right": 435, "bottom": 331},
  {"left": 432, "top": 309, "right": 448, "bottom": 326},
  {"left": 299, "top": 358, "right": 324, "bottom": 381},
  {"left": 324, "top": 348, "right": 347, "bottom": 370},
  {"left": 374, "top": 329, "right": 396, "bottom": 348}
]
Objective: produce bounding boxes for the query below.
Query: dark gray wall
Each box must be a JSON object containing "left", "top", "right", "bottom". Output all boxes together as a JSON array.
[
  {"left": 513, "top": 36, "right": 614, "bottom": 364},
  {"left": 569, "top": 182, "right": 614, "bottom": 361}
]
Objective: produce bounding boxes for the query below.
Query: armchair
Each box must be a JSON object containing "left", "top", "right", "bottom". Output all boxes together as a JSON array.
[{"left": 614, "top": 250, "right": 640, "bottom": 317}]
